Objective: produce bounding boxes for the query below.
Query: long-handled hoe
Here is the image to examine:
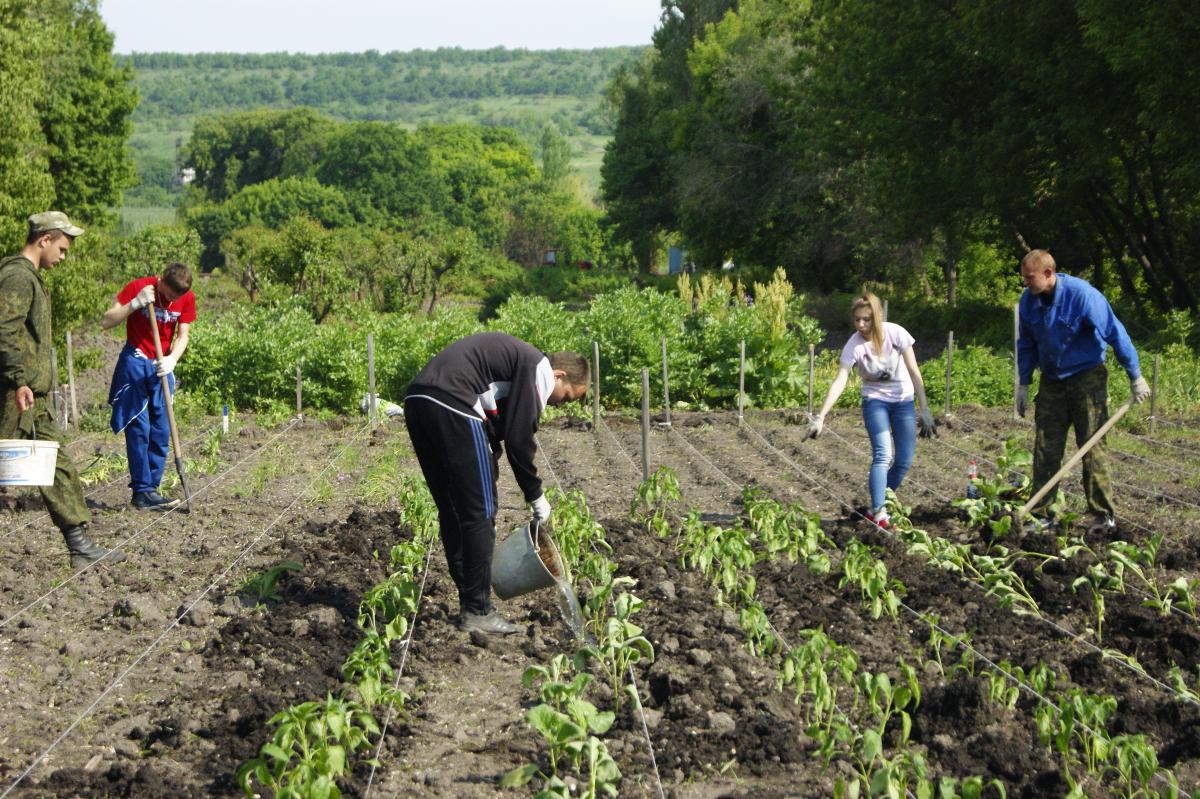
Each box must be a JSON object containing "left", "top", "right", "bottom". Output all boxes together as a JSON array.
[
  {"left": 1012, "top": 399, "right": 1132, "bottom": 530},
  {"left": 148, "top": 302, "right": 193, "bottom": 512}
]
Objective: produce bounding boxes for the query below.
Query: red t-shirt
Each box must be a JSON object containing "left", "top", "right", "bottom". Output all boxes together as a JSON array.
[{"left": 117, "top": 277, "right": 197, "bottom": 359}]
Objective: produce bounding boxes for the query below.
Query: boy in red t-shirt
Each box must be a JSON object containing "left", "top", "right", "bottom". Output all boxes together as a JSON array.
[{"left": 100, "top": 263, "right": 197, "bottom": 510}]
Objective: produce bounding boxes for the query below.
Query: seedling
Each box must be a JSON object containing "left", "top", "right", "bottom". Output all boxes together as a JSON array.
[
  {"left": 630, "top": 466, "right": 681, "bottom": 538},
  {"left": 838, "top": 540, "right": 904, "bottom": 621},
  {"left": 579, "top": 590, "right": 654, "bottom": 713},
  {"left": 239, "top": 560, "right": 303, "bottom": 604}
]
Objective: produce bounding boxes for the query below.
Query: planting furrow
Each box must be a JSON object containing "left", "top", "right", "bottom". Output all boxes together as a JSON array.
[
  {"left": 642, "top": 414, "right": 1197, "bottom": 796},
  {"left": 0, "top": 419, "right": 382, "bottom": 792},
  {"left": 721, "top": 418, "right": 1200, "bottom": 789}
]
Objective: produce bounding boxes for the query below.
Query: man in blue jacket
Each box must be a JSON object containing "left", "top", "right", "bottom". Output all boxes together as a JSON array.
[{"left": 1017, "top": 249, "right": 1150, "bottom": 533}]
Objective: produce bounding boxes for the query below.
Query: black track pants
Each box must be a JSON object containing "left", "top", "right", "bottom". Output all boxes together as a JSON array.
[{"left": 404, "top": 396, "right": 499, "bottom": 615}]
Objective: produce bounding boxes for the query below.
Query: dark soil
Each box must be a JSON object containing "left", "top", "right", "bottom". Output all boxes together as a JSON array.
[{"left": 1, "top": 403, "right": 1198, "bottom": 797}]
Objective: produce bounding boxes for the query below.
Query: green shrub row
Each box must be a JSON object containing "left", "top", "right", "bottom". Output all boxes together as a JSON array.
[{"left": 178, "top": 276, "right": 1200, "bottom": 418}]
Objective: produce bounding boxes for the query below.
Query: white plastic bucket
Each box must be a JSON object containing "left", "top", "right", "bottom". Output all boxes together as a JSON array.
[{"left": 0, "top": 439, "right": 59, "bottom": 486}]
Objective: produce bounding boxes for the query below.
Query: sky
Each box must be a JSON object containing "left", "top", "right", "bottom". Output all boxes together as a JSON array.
[{"left": 99, "top": 0, "right": 664, "bottom": 54}]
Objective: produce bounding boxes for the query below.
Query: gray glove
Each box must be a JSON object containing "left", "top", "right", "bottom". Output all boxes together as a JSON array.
[
  {"left": 1130, "top": 375, "right": 1151, "bottom": 403},
  {"left": 1016, "top": 385, "right": 1030, "bottom": 418},
  {"left": 155, "top": 353, "right": 177, "bottom": 377},
  {"left": 129, "top": 284, "right": 155, "bottom": 311},
  {"left": 530, "top": 494, "right": 551, "bottom": 524},
  {"left": 917, "top": 407, "right": 938, "bottom": 438},
  {"left": 805, "top": 414, "right": 824, "bottom": 440}
]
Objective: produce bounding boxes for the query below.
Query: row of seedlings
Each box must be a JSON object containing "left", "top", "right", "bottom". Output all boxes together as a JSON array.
[
  {"left": 881, "top": 491, "right": 1197, "bottom": 797},
  {"left": 746, "top": 420, "right": 1199, "bottom": 726},
  {"left": 649, "top": 452, "right": 1200, "bottom": 799},
  {"left": 955, "top": 438, "right": 1200, "bottom": 630},
  {"left": 631, "top": 466, "right": 1004, "bottom": 797},
  {"left": 236, "top": 473, "right": 437, "bottom": 798},
  {"left": 502, "top": 488, "right": 655, "bottom": 798}
]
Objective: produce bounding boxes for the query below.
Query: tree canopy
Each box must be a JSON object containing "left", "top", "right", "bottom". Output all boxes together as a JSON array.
[
  {"left": 601, "top": 0, "right": 1200, "bottom": 314},
  {"left": 0, "top": 0, "right": 136, "bottom": 245}
]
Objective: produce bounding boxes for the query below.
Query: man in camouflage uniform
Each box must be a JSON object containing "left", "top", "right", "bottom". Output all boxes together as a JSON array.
[
  {"left": 0, "top": 212, "right": 126, "bottom": 568},
  {"left": 1017, "top": 249, "right": 1151, "bottom": 534}
]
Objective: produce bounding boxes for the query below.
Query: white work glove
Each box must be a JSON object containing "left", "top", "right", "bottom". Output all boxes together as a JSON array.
[
  {"left": 530, "top": 494, "right": 551, "bottom": 525},
  {"left": 1016, "top": 385, "right": 1030, "bottom": 418},
  {"left": 129, "top": 284, "right": 156, "bottom": 311},
  {"left": 917, "top": 407, "right": 938, "bottom": 438},
  {"left": 155, "top": 353, "right": 177, "bottom": 377},
  {"left": 1130, "top": 375, "right": 1151, "bottom": 403},
  {"left": 805, "top": 413, "right": 824, "bottom": 440}
]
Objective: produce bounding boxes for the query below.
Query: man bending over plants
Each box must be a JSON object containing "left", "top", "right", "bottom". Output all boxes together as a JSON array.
[
  {"left": 101, "top": 262, "right": 196, "bottom": 511},
  {"left": 0, "top": 213, "right": 126, "bottom": 567},
  {"left": 404, "top": 332, "right": 589, "bottom": 635}
]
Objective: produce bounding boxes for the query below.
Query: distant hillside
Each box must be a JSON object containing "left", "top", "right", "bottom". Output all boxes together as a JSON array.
[
  {"left": 119, "top": 47, "right": 646, "bottom": 217},
  {"left": 122, "top": 48, "right": 642, "bottom": 129}
]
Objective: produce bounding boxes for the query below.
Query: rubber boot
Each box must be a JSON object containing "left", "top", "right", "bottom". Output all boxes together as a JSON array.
[{"left": 62, "top": 525, "right": 128, "bottom": 569}]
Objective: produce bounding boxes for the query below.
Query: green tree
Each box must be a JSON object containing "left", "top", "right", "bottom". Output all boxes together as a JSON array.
[
  {"left": 36, "top": 0, "right": 138, "bottom": 228},
  {"left": 315, "top": 122, "right": 447, "bottom": 224},
  {"left": 0, "top": 0, "right": 58, "bottom": 248},
  {"left": 183, "top": 107, "right": 333, "bottom": 203},
  {"left": 538, "top": 124, "right": 573, "bottom": 186}
]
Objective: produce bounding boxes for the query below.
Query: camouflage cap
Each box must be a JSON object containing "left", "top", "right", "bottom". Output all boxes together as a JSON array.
[{"left": 28, "top": 211, "right": 84, "bottom": 237}]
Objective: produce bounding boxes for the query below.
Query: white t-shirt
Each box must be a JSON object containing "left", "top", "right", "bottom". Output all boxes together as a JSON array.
[{"left": 839, "top": 322, "right": 916, "bottom": 402}]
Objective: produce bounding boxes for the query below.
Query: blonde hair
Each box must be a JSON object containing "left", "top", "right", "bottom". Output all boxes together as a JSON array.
[
  {"left": 1021, "top": 249, "right": 1056, "bottom": 273},
  {"left": 851, "top": 291, "right": 886, "bottom": 355}
]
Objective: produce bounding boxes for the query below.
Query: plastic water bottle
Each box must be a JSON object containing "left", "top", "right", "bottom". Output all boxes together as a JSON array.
[{"left": 966, "top": 460, "right": 980, "bottom": 499}]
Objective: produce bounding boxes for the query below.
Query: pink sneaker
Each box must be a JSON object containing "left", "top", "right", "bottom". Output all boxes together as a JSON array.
[{"left": 865, "top": 510, "right": 890, "bottom": 529}]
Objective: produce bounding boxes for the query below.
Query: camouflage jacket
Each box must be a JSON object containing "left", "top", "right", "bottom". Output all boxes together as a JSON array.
[{"left": 0, "top": 255, "right": 53, "bottom": 395}]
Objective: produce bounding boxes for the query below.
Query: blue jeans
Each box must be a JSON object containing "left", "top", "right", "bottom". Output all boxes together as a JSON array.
[{"left": 861, "top": 397, "right": 916, "bottom": 513}]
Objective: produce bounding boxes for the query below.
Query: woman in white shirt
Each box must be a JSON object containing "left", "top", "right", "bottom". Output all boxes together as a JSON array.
[{"left": 807, "top": 292, "right": 936, "bottom": 528}]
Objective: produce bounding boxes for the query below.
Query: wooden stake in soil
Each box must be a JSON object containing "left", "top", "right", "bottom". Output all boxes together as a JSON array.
[
  {"left": 944, "top": 330, "right": 954, "bottom": 416},
  {"left": 295, "top": 362, "right": 303, "bottom": 418},
  {"left": 1013, "top": 304, "right": 1021, "bottom": 420},
  {"left": 738, "top": 340, "right": 746, "bottom": 426},
  {"left": 640, "top": 367, "right": 650, "bottom": 482},
  {"left": 367, "top": 334, "right": 377, "bottom": 426},
  {"left": 65, "top": 331, "right": 78, "bottom": 428},
  {"left": 807, "top": 343, "right": 814, "bottom": 418},
  {"left": 660, "top": 336, "right": 671, "bottom": 427},
  {"left": 1149, "top": 354, "right": 1161, "bottom": 434},
  {"left": 592, "top": 340, "right": 601, "bottom": 432}
]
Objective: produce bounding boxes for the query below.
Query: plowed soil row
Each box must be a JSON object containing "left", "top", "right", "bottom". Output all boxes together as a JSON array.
[{"left": 0, "top": 407, "right": 1196, "bottom": 797}]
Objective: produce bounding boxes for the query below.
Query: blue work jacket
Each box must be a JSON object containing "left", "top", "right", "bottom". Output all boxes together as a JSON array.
[{"left": 1017, "top": 273, "right": 1141, "bottom": 384}]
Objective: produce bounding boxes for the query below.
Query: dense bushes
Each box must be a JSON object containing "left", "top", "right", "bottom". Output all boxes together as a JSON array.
[
  {"left": 177, "top": 268, "right": 1200, "bottom": 417},
  {"left": 179, "top": 271, "right": 821, "bottom": 414}
]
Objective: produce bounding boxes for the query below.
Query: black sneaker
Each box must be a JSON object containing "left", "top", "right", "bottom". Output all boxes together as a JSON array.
[{"left": 131, "top": 491, "right": 181, "bottom": 512}]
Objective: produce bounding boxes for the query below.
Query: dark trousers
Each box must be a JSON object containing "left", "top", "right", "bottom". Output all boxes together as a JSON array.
[
  {"left": 404, "top": 396, "right": 499, "bottom": 615},
  {"left": 0, "top": 392, "right": 90, "bottom": 530},
  {"left": 1033, "top": 364, "right": 1114, "bottom": 518}
]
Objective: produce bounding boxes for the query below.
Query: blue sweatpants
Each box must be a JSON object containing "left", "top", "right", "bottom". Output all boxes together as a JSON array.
[{"left": 109, "top": 344, "right": 175, "bottom": 494}]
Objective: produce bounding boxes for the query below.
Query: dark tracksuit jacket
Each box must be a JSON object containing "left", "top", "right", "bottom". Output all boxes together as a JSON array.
[{"left": 403, "top": 332, "right": 555, "bottom": 613}]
